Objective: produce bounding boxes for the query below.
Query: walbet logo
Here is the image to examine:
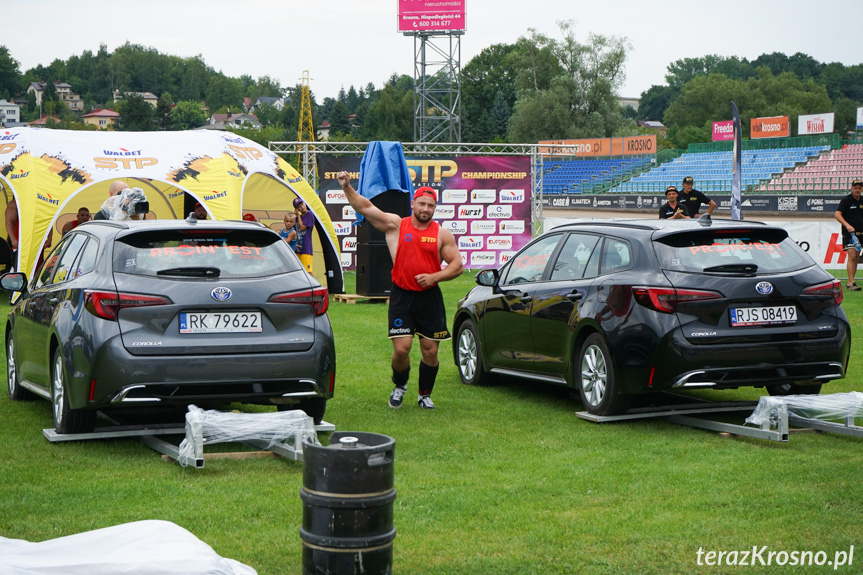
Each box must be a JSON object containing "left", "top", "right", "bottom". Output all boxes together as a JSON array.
[{"left": 458, "top": 237, "right": 483, "bottom": 249}]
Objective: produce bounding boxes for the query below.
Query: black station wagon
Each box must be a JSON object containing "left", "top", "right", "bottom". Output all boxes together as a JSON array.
[{"left": 452, "top": 218, "right": 850, "bottom": 416}]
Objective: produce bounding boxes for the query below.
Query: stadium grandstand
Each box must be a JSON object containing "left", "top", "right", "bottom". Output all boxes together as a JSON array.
[{"left": 541, "top": 135, "right": 863, "bottom": 197}]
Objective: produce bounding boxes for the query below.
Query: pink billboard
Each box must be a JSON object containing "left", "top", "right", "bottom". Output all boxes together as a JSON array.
[
  {"left": 398, "top": 0, "right": 466, "bottom": 33},
  {"left": 712, "top": 120, "right": 734, "bottom": 141}
]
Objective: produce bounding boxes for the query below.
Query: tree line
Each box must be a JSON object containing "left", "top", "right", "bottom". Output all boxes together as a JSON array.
[{"left": 0, "top": 24, "right": 859, "bottom": 150}]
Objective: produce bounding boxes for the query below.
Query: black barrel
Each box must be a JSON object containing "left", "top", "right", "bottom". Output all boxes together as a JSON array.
[{"left": 300, "top": 431, "right": 396, "bottom": 575}]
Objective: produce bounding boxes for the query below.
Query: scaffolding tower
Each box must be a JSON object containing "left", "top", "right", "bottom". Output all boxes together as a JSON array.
[
  {"left": 412, "top": 32, "right": 463, "bottom": 143},
  {"left": 298, "top": 70, "right": 317, "bottom": 186}
]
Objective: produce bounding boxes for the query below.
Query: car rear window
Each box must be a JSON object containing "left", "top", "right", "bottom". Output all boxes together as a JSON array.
[
  {"left": 112, "top": 229, "right": 301, "bottom": 278},
  {"left": 653, "top": 228, "right": 811, "bottom": 274}
]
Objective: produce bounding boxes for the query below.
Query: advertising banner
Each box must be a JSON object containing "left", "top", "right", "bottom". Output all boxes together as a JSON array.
[
  {"left": 798, "top": 112, "right": 835, "bottom": 135},
  {"left": 538, "top": 135, "right": 656, "bottom": 157},
  {"left": 712, "top": 120, "right": 734, "bottom": 141},
  {"left": 857, "top": 107, "right": 863, "bottom": 130},
  {"left": 542, "top": 194, "right": 844, "bottom": 215},
  {"left": 319, "top": 155, "right": 532, "bottom": 270},
  {"left": 750, "top": 116, "right": 790, "bottom": 139},
  {"left": 397, "top": 0, "right": 465, "bottom": 33}
]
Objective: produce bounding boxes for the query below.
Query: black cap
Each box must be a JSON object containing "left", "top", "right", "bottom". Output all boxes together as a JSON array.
[
  {"left": 852, "top": 179, "right": 863, "bottom": 187},
  {"left": 665, "top": 186, "right": 678, "bottom": 195},
  {"left": 683, "top": 176, "right": 694, "bottom": 184}
]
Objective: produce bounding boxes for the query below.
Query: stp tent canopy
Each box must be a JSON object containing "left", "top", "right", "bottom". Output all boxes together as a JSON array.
[{"left": 0, "top": 127, "right": 342, "bottom": 292}]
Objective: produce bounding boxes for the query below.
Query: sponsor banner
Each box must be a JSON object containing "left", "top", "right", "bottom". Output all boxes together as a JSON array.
[
  {"left": 858, "top": 107, "right": 863, "bottom": 130},
  {"left": 333, "top": 222, "right": 353, "bottom": 235},
  {"left": 318, "top": 155, "right": 532, "bottom": 270},
  {"left": 751, "top": 116, "right": 790, "bottom": 139},
  {"left": 340, "top": 252, "right": 353, "bottom": 268},
  {"left": 712, "top": 120, "right": 735, "bottom": 141},
  {"left": 798, "top": 112, "right": 834, "bottom": 135},
  {"left": 543, "top": 194, "right": 844, "bottom": 214},
  {"left": 397, "top": 0, "right": 466, "bottom": 33},
  {"left": 538, "top": 135, "right": 656, "bottom": 157}
]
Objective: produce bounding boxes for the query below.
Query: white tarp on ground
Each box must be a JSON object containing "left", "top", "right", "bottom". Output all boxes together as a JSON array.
[{"left": 0, "top": 520, "right": 257, "bottom": 575}]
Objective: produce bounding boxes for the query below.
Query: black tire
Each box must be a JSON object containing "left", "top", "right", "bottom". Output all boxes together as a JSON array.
[
  {"left": 577, "top": 333, "right": 630, "bottom": 416},
  {"left": 51, "top": 348, "right": 96, "bottom": 434},
  {"left": 7, "top": 333, "right": 34, "bottom": 400},
  {"left": 766, "top": 381, "right": 823, "bottom": 396},
  {"left": 280, "top": 397, "right": 326, "bottom": 424},
  {"left": 455, "top": 319, "right": 494, "bottom": 386}
]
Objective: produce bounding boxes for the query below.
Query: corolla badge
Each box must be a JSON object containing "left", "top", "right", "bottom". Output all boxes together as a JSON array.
[
  {"left": 755, "top": 281, "right": 773, "bottom": 295},
  {"left": 211, "top": 287, "right": 232, "bottom": 301}
]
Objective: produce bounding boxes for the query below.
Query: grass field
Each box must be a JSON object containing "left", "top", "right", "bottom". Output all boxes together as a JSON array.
[{"left": 1, "top": 271, "right": 862, "bottom": 574}]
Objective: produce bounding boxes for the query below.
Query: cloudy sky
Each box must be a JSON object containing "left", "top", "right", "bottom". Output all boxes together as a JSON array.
[{"left": 9, "top": 0, "right": 862, "bottom": 100}]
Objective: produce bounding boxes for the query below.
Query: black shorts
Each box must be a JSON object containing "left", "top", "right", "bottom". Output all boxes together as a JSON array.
[{"left": 388, "top": 284, "right": 451, "bottom": 340}]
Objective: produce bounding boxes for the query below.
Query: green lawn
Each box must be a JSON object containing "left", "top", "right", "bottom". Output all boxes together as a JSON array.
[{"left": 1, "top": 271, "right": 862, "bottom": 574}]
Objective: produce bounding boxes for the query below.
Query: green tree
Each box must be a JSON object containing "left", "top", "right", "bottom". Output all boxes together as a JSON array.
[
  {"left": 250, "top": 75, "right": 283, "bottom": 99},
  {"left": 206, "top": 74, "right": 244, "bottom": 111},
  {"left": 154, "top": 94, "right": 173, "bottom": 130},
  {"left": 328, "top": 101, "right": 351, "bottom": 138},
  {"left": 0, "top": 46, "right": 22, "bottom": 99},
  {"left": 115, "top": 94, "right": 155, "bottom": 131},
  {"left": 171, "top": 100, "right": 207, "bottom": 130},
  {"left": 254, "top": 102, "right": 280, "bottom": 127},
  {"left": 461, "top": 43, "right": 518, "bottom": 142},
  {"left": 360, "top": 83, "right": 413, "bottom": 141}
]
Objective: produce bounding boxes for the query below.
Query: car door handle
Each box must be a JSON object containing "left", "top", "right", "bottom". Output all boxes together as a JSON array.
[
  {"left": 519, "top": 295, "right": 533, "bottom": 303},
  {"left": 566, "top": 292, "right": 584, "bottom": 301}
]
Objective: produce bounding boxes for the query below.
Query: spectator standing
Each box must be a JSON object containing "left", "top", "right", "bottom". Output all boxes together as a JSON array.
[
  {"left": 834, "top": 179, "right": 863, "bottom": 291},
  {"left": 337, "top": 171, "right": 463, "bottom": 410},
  {"left": 93, "top": 180, "right": 129, "bottom": 221},
  {"left": 193, "top": 202, "right": 207, "bottom": 220},
  {"left": 293, "top": 198, "right": 314, "bottom": 273},
  {"left": 61, "top": 207, "right": 90, "bottom": 236},
  {"left": 280, "top": 212, "right": 299, "bottom": 253},
  {"left": 659, "top": 186, "right": 691, "bottom": 219},
  {"left": 679, "top": 176, "right": 717, "bottom": 218}
]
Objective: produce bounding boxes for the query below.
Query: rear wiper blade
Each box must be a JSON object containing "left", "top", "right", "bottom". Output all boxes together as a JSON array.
[
  {"left": 156, "top": 267, "right": 221, "bottom": 277},
  {"left": 702, "top": 264, "right": 758, "bottom": 274}
]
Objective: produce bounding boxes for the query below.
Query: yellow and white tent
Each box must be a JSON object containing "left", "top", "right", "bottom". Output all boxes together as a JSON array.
[{"left": 0, "top": 127, "right": 342, "bottom": 292}]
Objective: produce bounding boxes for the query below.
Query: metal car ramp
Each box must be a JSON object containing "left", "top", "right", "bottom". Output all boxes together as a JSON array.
[
  {"left": 43, "top": 409, "right": 335, "bottom": 468},
  {"left": 575, "top": 392, "right": 863, "bottom": 443}
]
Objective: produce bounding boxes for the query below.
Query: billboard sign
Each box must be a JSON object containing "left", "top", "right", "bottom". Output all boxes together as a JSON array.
[
  {"left": 538, "top": 135, "right": 656, "bottom": 157},
  {"left": 712, "top": 120, "right": 734, "bottom": 141},
  {"left": 319, "top": 155, "right": 531, "bottom": 270},
  {"left": 798, "top": 112, "right": 835, "bottom": 135},
  {"left": 750, "top": 116, "right": 790, "bottom": 139},
  {"left": 857, "top": 107, "right": 863, "bottom": 130},
  {"left": 398, "top": 0, "right": 466, "bottom": 33}
]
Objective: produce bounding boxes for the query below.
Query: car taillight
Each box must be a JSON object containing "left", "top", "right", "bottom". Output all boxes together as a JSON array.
[
  {"left": 802, "top": 279, "right": 843, "bottom": 306},
  {"left": 269, "top": 287, "right": 329, "bottom": 316},
  {"left": 632, "top": 287, "right": 722, "bottom": 314},
  {"left": 85, "top": 291, "right": 172, "bottom": 321}
]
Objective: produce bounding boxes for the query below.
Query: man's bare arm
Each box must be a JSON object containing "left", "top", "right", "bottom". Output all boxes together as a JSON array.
[
  {"left": 336, "top": 171, "right": 401, "bottom": 234},
  {"left": 4, "top": 200, "right": 17, "bottom": 248}
]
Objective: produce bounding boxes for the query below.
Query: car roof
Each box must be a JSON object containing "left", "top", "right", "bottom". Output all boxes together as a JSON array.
[
  {"left": 75, "top": 218, "right": 269, "bottom": 236},
  {"left": 548, "top": 217, "right": 785, "bottom": 240}
]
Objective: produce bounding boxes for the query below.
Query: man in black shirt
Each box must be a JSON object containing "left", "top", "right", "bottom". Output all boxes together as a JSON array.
[
  {"left": 680, "top": 176, "right": 717, "bottom": 218},
  {"left": 659, "top": 186, "right": 691, "bottom": 219},
  {"left": 834, "top": 179, "right": 863, "bottom": 291}
]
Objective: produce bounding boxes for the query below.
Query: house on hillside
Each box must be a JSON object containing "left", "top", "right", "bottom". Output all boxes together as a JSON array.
[
  {"left": 0, "top": 99, "right": 21, "bottom": 126},
  {"left": 202, "top": 111, "right": 261, "bottom": 130},
  {"left": 82, "top": 108, "right": 120, "bottom": 129},
  {"left": 29, "top": 115, "right": 61, "bottom": 127},
  {"left": 250, "top": 96, "right": 285, "bottom": 112},
  {"left": 27, "top": 81, "right": 83, "bottom": 112},
  {"left": 637, "top": 120, "right": 667, "bottom": 136},
  {"left": 113, "top": 90, "right": 159, "bottom": 107},
  {"left": 619, "top": 96, "right": 640, "bottom": 111}
]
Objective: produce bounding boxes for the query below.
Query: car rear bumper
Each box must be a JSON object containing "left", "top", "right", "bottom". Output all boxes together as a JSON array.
[{"left": 69, "top": 337, "right": 335, "bottom": 410}]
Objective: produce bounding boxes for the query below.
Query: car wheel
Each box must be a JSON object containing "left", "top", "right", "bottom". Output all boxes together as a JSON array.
[
  {"left": 577, "top": 334, "right": 630, "bottom": 416},
  {"left": 456, "top": 320, "right": 493, "bottom": 386},
  {"left": 766, "top": 381, "right": 823, "bottom": 396},
  {"left": 280, "top": 398, "right": 326, "bottom": 424},
  {"left": 7, "top": 334, "right": 33, "bottom": 400},
  {"left": 51, "top": 348, "right": 96, "bottom": 434}
]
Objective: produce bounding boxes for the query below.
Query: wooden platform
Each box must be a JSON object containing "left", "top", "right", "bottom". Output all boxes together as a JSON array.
[{"left": 333, "top": 293, "right": 390, "bottom": 304}]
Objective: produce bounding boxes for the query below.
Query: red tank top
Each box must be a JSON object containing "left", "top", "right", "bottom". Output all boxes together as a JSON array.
[{"left": 392, "top": 218, "right": 441, "bottom": 291}]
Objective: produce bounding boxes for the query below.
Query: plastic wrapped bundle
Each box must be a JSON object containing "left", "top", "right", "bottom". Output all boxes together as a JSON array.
[
  {"left": 745, "top": 392, "right": 863, "bottom": 429},
  {"left": 178, "top": 405, "right": 320, "bottom": 466},
  {"left": 98, "top": 187, "right": 148, "bottom": 220}
]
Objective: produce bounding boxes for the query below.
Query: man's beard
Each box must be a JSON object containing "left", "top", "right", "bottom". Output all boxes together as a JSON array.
[{"left": 414, "top": 210, "right": 433, "bottom": 223}]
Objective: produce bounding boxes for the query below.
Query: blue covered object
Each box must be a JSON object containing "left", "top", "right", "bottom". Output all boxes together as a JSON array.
[{"left": 354, "top": 141, "right": 413, "bottom": 226}]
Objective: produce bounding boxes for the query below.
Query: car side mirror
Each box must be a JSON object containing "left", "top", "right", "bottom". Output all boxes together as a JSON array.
[
  {"left": 475, "top": 269, "right": 499, "bottom": 287},
  {"left": 0, "top": 272, "right": 27, "bottom": 293}
]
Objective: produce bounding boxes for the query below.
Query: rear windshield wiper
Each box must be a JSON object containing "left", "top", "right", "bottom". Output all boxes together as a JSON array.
[
  {"left": 156, "top": 267, "right": 221, "bottom": 278},
  {"left": 702, "top": 263, "right": 758, "bottom": 274}
]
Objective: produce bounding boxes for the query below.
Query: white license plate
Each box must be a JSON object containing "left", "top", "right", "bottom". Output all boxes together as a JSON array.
[
  {"left": 730, "top": 305, "right": 797, "bottom": 327},
  {"left": 179, "top": 312, "right": 262, "bottom": 333}
]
